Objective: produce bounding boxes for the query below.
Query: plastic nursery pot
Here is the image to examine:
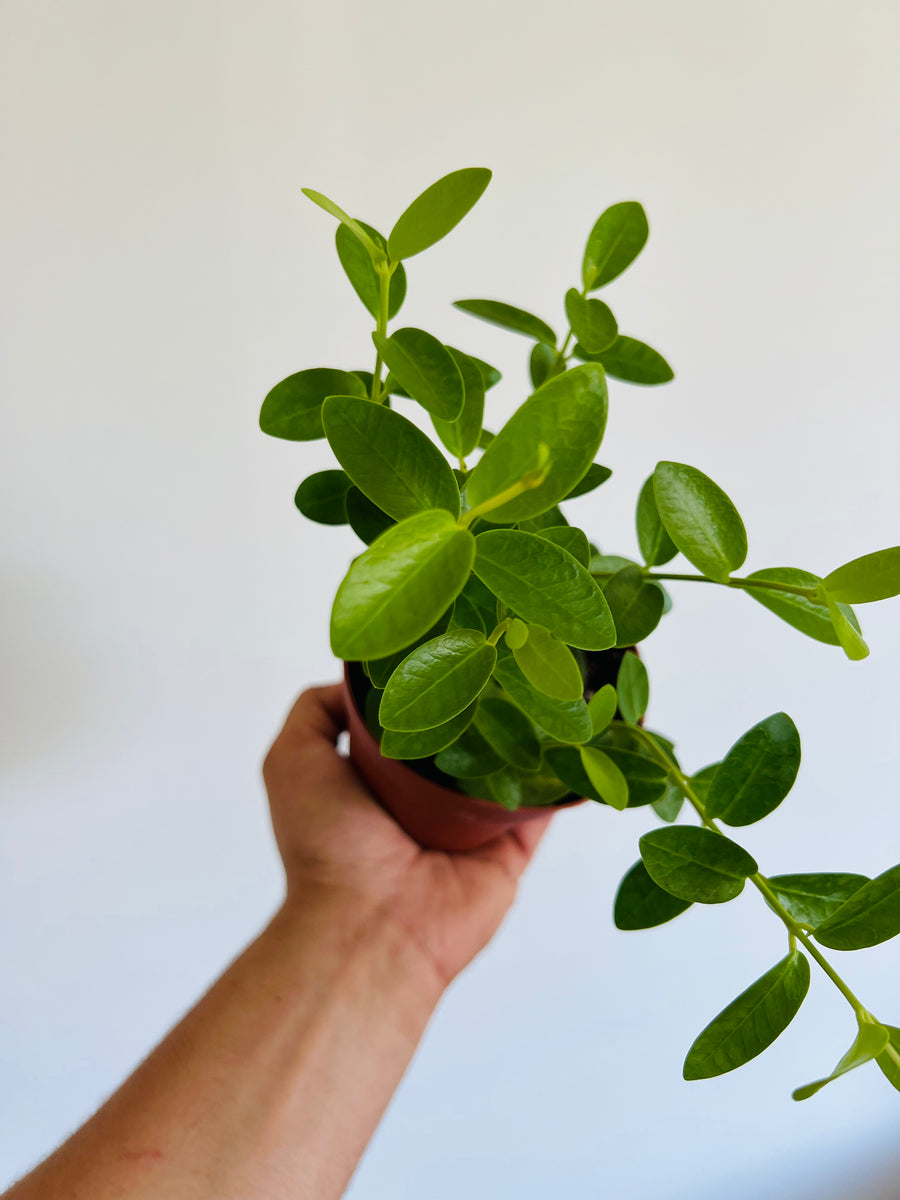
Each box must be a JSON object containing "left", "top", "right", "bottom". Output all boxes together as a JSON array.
[{"left": 341, "top": 652, "right": 629, "bottom": 853}]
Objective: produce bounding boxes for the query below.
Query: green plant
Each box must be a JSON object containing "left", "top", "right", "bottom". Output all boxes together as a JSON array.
[{"left": 259, "top": 167, "right": 900, "bottom": 1100}]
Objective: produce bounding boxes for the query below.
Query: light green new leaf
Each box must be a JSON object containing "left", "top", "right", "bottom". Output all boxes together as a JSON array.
[
  {"left": 475, "top": 696, "right": 542, "bottom": 772},
  {"left": 876, "top": 1026, "right": 900, "bottom": 1093},
  {"left": 636, "top": 475, "right": 678, "bottom": 566},
  {"left": 323, "top": 395, "right": 459, "bottom": 521},
  {"left": 767, "top": 873, "right": 870, "bottom": 929},
  {"left": 301, "top": 188, "right": 385, "bottom": 261},
  {"left": 582, "top": 201, "right": 649, "bottom": 291},
  {"left": 512, "top": 623, "right": 584, "bottom": 701},
  {"left": 603, "top": 566, "right": 665, "bottom": 647},
  {"left": 653, "top": 461, "right": 748, "bottom": 583},
  {"left": 388, "top": 167, "right": 491, "bottom": 260},
  {"left": 813, "top": 863, "right": 900, "bottom": 950},
  {"left": 465, "top": 364, "right": 608, "bottom": 523},
  {"left": 589, "top": 745, "right": 668, "bottom": 807},
  {"left": 565, "top": 289, "right": 618, "bottom": 354},
  {"left": 260, "top": 369, "right": 367, "bottom": 441},
  {"left": 574, "top": 335, "right": 674, "bottom": 385},
  {"left": 494, "top": 655, "right": 592, "bottom": 743},
  {"left": 335, "top": 221, "right": 406, "bottom": 320},
  {"left": 825, "top": 547, "right": 900, "bottom": 604},
  {"left": 346, "top": 487, "right": 394, "bottom": 545},
  {"left": 538, "top": 526, "right": 591, "bottom": 568},
  {"left": 379, "top": 630, "right": 496, "bottom": 732},
  {"left": 793, "top": 1020, "right": 890, "bottom": 1101},
  {"left": 452, "top": 298, "right": 557, "bottom": 345},
  {"left": 504, "top": 617, "right": 528, "bottom": 650},
  {"left": 434, "top": 724, "right": 504, "bottom": 778},
  {"left": 640, "top": 826, "right": 758, "bottom": 904},
  {"left": 330, "top": 510, "right": 474, "bottom": 660},
  {"left": 705, "top": 712, "right": 801, "bottom": 827},
  {"left": 827, "top": 596, "right": 870, "bottom": 660},
  {"left": 381, "top": 703, "right": 476, "bottom": 760},
  {"left": 474, "top": 530, "right": 616, "bottom": 650},
  {"left": 616, "top": 652, "right": 649, "bottom": 724},
  {"left": 530, "top": 341, "right": 558, "bottom": 388},
  {"left": 588, "top": 684, "right": 617, "bottom": 735},
  {"left": 431, "top": 347, "right": 485, "bottom": 459},
  {"left": 563, "top": 462, "right": 613, "bottom": 500},
  {"left": 373, "top": 328, "right": 464, "bottom": 422},
  {"left": 579, "top": 747, "right": 629, "bottom": 810},
  {"left": 744, "top": 568, "right": 849, "bottom": 645},
  {"left": 614, "top": 860, "right": 692, "bottom": 930},
  {"left": 294, "top": 470, "right": 352, "bottom": 525},
  {"left": 683, "top": 951, "right": 810, "bottom": 1080}
]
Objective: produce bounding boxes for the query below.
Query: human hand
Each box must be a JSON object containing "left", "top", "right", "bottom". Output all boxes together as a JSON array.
[{"left": 262, "top": 684, "right": 553, "bottom": 989}]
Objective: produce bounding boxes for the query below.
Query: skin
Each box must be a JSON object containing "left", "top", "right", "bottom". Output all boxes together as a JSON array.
[{"left": 5, "top": 683, "right": 552, "bottom": 1200}]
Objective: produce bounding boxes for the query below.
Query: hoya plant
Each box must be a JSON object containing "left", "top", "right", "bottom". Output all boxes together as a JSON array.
[{"left": 259, "top": 168, "right": 900, "bottom": 1101}]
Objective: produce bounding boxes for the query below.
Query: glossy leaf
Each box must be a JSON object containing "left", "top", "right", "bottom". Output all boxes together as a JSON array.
[
  {"left": 538, "top": 526, "right": 591, "bottom": 568},
  {"left": 614, "top": 861, "right": 692, "bottom": 930},
  {"left": 580, "top": 747, "right": 629, "bottom": 810},
  {"left": 767, "top": 873, "right": 870, "bottom": 928},
  {"left": 476, "top": 696, "right": 542, "bottom": 771},
  {"left": 652, "top": 782, "right": 684, "bottom": 823},
  {"left": 452, "top": 298, "right": 556, "bottom": 345},
  {"left": 793, "top": 1021, "right": 890, "bottom": 1101},
  {"left": 574, "top": 335, "right": 674, "bottom": 385},
  {"left": 563, "top": 462, "right": 613, "bottom": 501},
  {"left": 825, "top": 547, "right": 900, "bottom": 604},
  {"left": 388, "top": 167, "right": 491, "bottom": 260},
  {"left": 379, "top": 630, "right": 496, "bottom": 731},
  {"left": 494, "top": 655, "right": 592, "bottom": 743},
  {"left": 616, "top": 652, "right": 649, "bottom": 724},
  {"left": 530, "top": 341, "right": 558, "bottom": 388},
  {"left": 301, "top": 188, "right": 384, "bottom": 261},
  {"left": 381, "top": 703, "right": 476, "bottom": 760},
  {"left": 294, "top": 470, "right": 351, "bottom": 525},
  {"left": 345, "top": 487, "right": 394, "bottom": 545},
  {"left": 591, "top": 745, "right": 668, "bottom": 807},
  {"left": 690, "top": 763, "right": 720, "bottom": 801},
  {"left": 330, "top": 510, "right": 475, "bottom": 660},
  {"left": 323, "top": 395, "right": 459, "bottom": 521},
  {"left": 813, "top": 863, "right": 900, "bottom": 950},
  {"left": 565, "top": 289, "right": 618, "bottom": 354},
  {"left": 827, "top": 596, "right": 870, "bottom": 660},
  {"left": 366, "top": 605, "right": 455, "bottom": 689},
  {"left": 518, "top": 506, "right": 568, "bottom": 533},
  {"left": 465, "top": 364, "right": 608, "bottom": 523},
  {"left": 640, "top": 826, "right": 758, "bottom": 904},
  {"left": 431, "top": 347, "right": 485, "bottom": 460},
  {"left": 876, "top": 1026, "right": 900, "bottom": 1093},
  {"left": 588, "top": 684, "right": 617, "bottom": 735},
  {"left": 683, "top": 952, "right": 810, "bottom": 1080},
  {"left": 512, "top": 623, "right": 584, "bottom": 701},
  {"left": 485, "top": 767, "right": 524, "bottom": 810},
  {"left": 434, "top": 724, "right": 504, "bottom": 778},
  {"left": 653, "top": 461, "right": 748, "bottom": 583},
  {"left": 543, "top": 746, "right": 600, "bottom": 802},
  {"left": 474, "top": 530, "right": 616, "bottom": 650},
  {"left": 636, "top": 475, "right": 678, "bottom": 566},
  {"left": 744, "top": 568, "right": 846, "bottom": 645},
  {"left": 373, "top": 327, "right": 464, "bottom": 422},
  {"left": 603, "top": 566, "right": 665, "bottom": 647},
  {"left": 335, "top": 221, "right": 406, "bottom": 320},
  {"left": 582, "top": 201, "right": 649, "bottom": 291},
  {"left": 260, "top": 369, "right": 366, "bottom": 441},
  {"left": 705, "top": 713, "right": 801, "bottom": 827}
]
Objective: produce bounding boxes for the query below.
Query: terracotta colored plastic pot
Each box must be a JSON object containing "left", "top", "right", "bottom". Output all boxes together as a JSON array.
[{"left": 341, "top": 662, "right": 586, "bottom": 852}]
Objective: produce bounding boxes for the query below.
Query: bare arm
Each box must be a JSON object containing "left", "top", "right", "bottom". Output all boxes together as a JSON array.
[{"left": 6, "top": 685, "right": 552, "bottom": 1200}]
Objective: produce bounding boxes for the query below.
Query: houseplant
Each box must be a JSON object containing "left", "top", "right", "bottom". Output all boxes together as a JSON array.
[{"left": 259, "top": 168, "right": 900, "bottom": 1101}]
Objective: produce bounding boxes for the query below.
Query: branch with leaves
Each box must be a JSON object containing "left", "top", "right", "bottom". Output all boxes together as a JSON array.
[{"left": 259, "top": 167, "right": 900, "bottom": 1100}]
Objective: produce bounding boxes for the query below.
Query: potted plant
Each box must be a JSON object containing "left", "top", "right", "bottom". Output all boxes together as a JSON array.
[{"left": 259, "top": 167, "right": 900, "bottom": 1103}]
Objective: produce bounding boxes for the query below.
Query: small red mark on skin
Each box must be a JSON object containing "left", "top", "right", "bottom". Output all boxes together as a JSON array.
[{"left": 122, "top": 1149, "right": 164, "bottom": 1162}]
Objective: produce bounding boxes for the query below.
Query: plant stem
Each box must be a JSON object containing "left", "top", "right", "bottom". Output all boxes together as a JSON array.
[
  {"left": 487, "top": 618, "right": 512, "bottom": 646},
  {"left": 457, "top": 461, "right": 550, "bottom": 529},
  {"left": 370, "top": 264, "right": 393, "bottom": 404},
  {"left": 590, "top": 568, "right": 820, "bottom": 601}
]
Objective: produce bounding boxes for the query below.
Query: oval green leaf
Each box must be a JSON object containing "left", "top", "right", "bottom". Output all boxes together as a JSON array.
[
  {"left": 614, "top": 860, "right": 692, "bottom": 930},
  {"left": 579, "top": 747, "right": 628, "bottom": 810},
  {"left": 705, "top": 712, "right": 801, "bottom": 827},
  {"left": 346, "top": 487, "right": 395, "bottom": 545},
  {"left": 603, "top": 566, "right": 665, "bottom": 647},
  {"left": 301, "top": 188, "right": 385, "bottom": 262},
  {"left": 434, "top": 724, "right": 504, "bottom": 778},
  {"left": 538, "top": 526, "right": 591, "bottom": 568},
  {"left": 330, "top": 510, "right": 475, "bottom": 660},
  {"left": 260, "top": 368, "right": 366, "bottom": 441},
  {"left": 373, "top": 327, "right": 464, "bottom": 422},
  {"left": 588, "top": 684, "right": 617, "bottom": 735},
  {"left": 323, "top": 394, "right": 459, "bottom": 521},
  {"left": 494, "top": 655, "right": 592, "bottom": 744},
  {"left": 826, "top": 595, "right": 870, "bottom": 660},
  {"left": 683, "top": 951, "right": 810, "bottom": 1080},
  {"left": 366, "top": 605, "right": 455, "bottom": 690},
  {"left": 452, "top": 298, "right": 557, "bottom": 345},
  {"left": 474, "top": 530, "right": 616, "bottom": 650},
  {"left": 744, "top": 568, "right": 844, "bottom": 645},
  {"left": 475, "top": 696, "right": 542, "bottom": 772},
  {"left": 582, "top": 201, "right": 649, "bottom": 291},
  {"left": 825, "top": 547, "right": 900, "bottom": 604},
  {"left": 381, "top": 703, "right": 476, "bottom": 760},
  {"left": 616, "top": 652, "right": 649, "bottom": 724},
  {"left": 335, "top": 220, "right": 406, "bottom": 320},
  {"left": 636, "top": 475, "right": 678, "bottom": 566},
  {"left": 653, "top": 461, "right": 748, "bottom": 582},
  {"left": 574, "top": 335, "right": 674, "bottom": 385},
  {"left": 565, "top": 289, "right": 618, "bottom": 354},
  {"left": 563, "top": 461, "right": 612, "bottom": 501},
  {"left": 294, "top": 469, "right": 352, "bottom": 525},
  {"left": 431, "top": 346, "right": 485, "bottom": 460},
  {"left": 379, "top": 630, "right": 496, "bottom": 732},
  {"left": 813, "top": 863, "right": 900, "bottom": 950},
  {"left": 639, "top": 826, "right": 758, "bottom": 904},
  {"left": 388, "top": 167, "right": 491, "bottom": 261},
  {"left": 767, "top": 873, "right": 870, "bottom": 929},
  {"left": 512, "top": 622, "right": 584, "bottom": 701},
  {"left": 530, "top": 341, "right": 558, "bottom": 388}
]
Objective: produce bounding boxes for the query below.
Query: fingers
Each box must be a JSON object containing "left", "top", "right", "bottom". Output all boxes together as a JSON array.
[
  {"left": 467, "top": 811, "right": 555, "bottom": 882},
  {"left": 274, "top": 683, "right": 346, "bottom": 750}
]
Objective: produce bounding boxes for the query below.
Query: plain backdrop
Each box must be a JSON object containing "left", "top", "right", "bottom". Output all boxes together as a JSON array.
[{"left": 2, "top": 1, "right": 899, "bottom": 1195}]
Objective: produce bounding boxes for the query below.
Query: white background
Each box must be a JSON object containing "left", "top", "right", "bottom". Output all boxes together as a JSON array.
[{"left": 2, "top": 1, "right": 899, "bottom": 1195}]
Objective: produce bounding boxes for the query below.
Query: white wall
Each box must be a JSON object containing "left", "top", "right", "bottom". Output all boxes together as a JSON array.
[{"left": 2, "top": 1, "right": 899, "bottom": 1194}]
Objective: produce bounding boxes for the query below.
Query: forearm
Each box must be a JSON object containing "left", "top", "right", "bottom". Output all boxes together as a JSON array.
[{"left": 7, "top": 888, "right": 444, "bottom": 1200}]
